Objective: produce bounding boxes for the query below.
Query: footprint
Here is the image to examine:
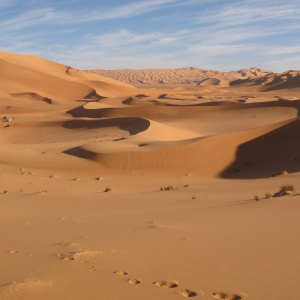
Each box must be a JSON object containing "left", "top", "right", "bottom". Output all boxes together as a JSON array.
[
  {"left": 22, "top": 172, "right": 34, "bottom": 175},
  {"left": 179, "top": 289, "right": 198, "bottom": 297},
  {"left": 26, "top": 253, "right": 34, "bottom": 256},
  {"left": 153, "top": 280, "right": 178, "bottom": 288},
  {"left": 80, "top": 260, "right": 94, "bottom": 264},
  {"left": 113, "top": 271, "right": 128, "bottom": 275},
  {"left": 57, "top": 250, "right": 101, "bottom": 261},
  {"left": 89, "top": 266, "right": 97, "bottom": 271},
  {"left": 213, "top": 291, "right": 248, "bottom": 300},
  {"left": 36, "top": 191, "right": 47, "bottom": 194},
  {"left": 149, "top": 224, "right": 171, "bottom": 229},
  {"left": 61, "top": 256, "right": 74, "bottom": 261},
  {"left": 54, "top": 242, "right": 74, "bottom": 247},
  {"left": 128, "top": 278, "right": 141, "bottom": 284},
  {"left": 7, "top": 250, "right": 18, "bottom": 254}
]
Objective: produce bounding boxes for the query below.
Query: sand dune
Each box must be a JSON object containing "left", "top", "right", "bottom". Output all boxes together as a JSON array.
[
  {"left": 1, "top": 52, "right": 300, "bottom": 300},
  {"left": 0, "top": 51, "right": 137, "bottom": 99},
  {"left": 231, "top": 70, "right": 300, "bottom": 91},
  {"left": 85, "top": 67, "right": 272, "bottom": 86},
  {"left": 66, "top": 117, "right": 299, "bottom": 178}
]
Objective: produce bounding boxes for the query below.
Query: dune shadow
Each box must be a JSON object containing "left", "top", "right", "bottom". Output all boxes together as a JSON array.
[
  {"left": 84, "top": 91, "right": 105, "bottom": 100},
  {"left": 220, "top": 118, "right": 300, "bottom": 179},
  {"left": 67, "top": 106, "right": 109, "bottom": 118},
  {"left": 63, "top": 117, "right": 150, "bottom": 135},
  {"left": 68, "top": 100, "right": 300, "bottom": 120},
  {"left": 63, "top": 146, "right": 97, "bottom": 160},
  {"left": 122, "top": 97, "right": 135, "bottom": 104},
  {"left": 195, "top": 99, "right": 300, "bottom": 114}
]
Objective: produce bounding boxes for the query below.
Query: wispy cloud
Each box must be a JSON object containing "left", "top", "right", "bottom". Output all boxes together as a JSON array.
[
  {"left": 188, "top": 43, "right": 253, "bottom": 56},
  {"left": 0, "top": 0, "right": 180, "bottom": 33},
  {"left": 196, "top": 0, "right": 300, "bottom": 26},
  {"left": 261, "top": 55, "right": 300, "bottom": 71},
  {"left": 88, "top": 30, "right": 160, "bottom": 48},
  {"left": 88, "top": 29, "right": 186, "bottom": 50},
  {"left": 87, "top": 0, "right": 178, "bottom": 21},
  {"left": 266, "top": 46, "right": 300, "bottom": 55},
  {"left": 0, "top": 0, "right": 14, "bottom": 7},
  {"left": 153, "top": 37, "right": 178, "bottom": 45},
  {"left": 0, "top": 8, "right": 69, "bottom": 32}
]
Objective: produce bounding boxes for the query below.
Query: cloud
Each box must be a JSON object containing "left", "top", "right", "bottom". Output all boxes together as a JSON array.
[
  {"left": 266, "top": 46, "right": 300, "bottom": 55},
  {"left": 0, "top": 0, "right": 14, "bottom": 7},
  {"left": 188, "top": 43, "right": 252, "bottom": 56},
  {"left": 88, "top": 30, "right": 159, "bottom": 48},
  {"left": 0, "top": 0, "right": 180, "bottom": 34},
  {"left": 0, "top": 8, "right": 69, "bottom": 32},
  {"left": 154, "top": 37, "right": 177, "bottom": 44},
  {"left": 82, "top": 0, "right": 179, "bottom": 21},
  {"left": 261, "top": 55, "right": 300, "bottom": 72},
  {"left": 196, "top": 1, "right": 300, "bottom": 26},
  {"left": 87, "top": 29, "right": 187, "bottom": 52}
]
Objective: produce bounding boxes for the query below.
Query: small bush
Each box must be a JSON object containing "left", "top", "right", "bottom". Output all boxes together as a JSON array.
[
  {"left": 161, "top": 186, "right": 173, "bottom": 191},
  {"left": 165, "top": 186, "right": 173, "bottom": 190},
  {"left": 104, "top": 187, "right": 112, "bottom": 192},
  {"left": 254, "top": 195, "right": 260, "bottom": 201},
  {"left": 265, "top": 193, "right": 272, "bottom": 199},
  {"left": 278, "top": 185, "right": 294, "bottom": 195}
]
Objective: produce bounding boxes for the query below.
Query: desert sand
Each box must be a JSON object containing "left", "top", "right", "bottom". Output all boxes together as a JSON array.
[
  {"left": 1, "top": 51, "right": 300, "bottom": 300},
  {"left": 86, "top": 67, "right": 272, "bottom": 86}
]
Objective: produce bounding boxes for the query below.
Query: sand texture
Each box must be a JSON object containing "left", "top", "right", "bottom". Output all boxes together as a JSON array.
[
  {"left": 85, "top": 67, "right": 272, "bottom": 86},
  {"left": 1, "top": 51, "right": 300, "bottom": 300}
]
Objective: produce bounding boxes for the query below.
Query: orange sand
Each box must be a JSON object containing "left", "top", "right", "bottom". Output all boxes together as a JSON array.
[{"left": 1, "top": 51, "right": 300, "bottom": 300}]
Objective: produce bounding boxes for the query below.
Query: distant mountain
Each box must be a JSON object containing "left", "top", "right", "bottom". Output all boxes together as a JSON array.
[
  {"left": 230, "top": 70, "right": 300, "bottom": 91},
  {"left": 85, "top": 67, "right": 272, "bottom": 86}
]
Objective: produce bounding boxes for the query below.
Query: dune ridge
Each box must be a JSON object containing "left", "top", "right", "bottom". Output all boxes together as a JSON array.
[
  {"left": 85, "top": 67, "right": 272, "bottom": 86},
  {"left": 0, "top": 51, "right": 137, "bottom": 100},
  {"left": 231, "top": 70, "right": 300, "bottom": 91}
]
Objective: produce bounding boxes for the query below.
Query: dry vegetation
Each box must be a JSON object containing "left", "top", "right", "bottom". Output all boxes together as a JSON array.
[
  {"left": 160, "top": 186, "right": 173, "bottom": 191},
  {"left": 265, "top": 193, "right": 272, "bottom": 199},
  {"left": 275, "top": 185, "right": 295, "bottom": 196},
  {"left": 255, "top": 185, "right": 295, "bottom": 200}
]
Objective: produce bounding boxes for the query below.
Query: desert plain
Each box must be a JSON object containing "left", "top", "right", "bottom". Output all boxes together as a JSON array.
[{"left": 1, "top": 51, "right": 300, "bottom": 300}]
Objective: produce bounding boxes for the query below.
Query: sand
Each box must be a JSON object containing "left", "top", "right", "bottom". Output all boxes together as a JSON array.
[
  {"left": 85, "top": 67, "right": 272, "bottom": 86},
  {"left": 1, "top": 51, "right": 300, "bottom": 300}
]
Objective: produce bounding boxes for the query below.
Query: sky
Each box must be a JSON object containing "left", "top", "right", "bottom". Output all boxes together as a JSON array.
[{"left": 1, "top": 0, "right": 300, "bottom": 72}]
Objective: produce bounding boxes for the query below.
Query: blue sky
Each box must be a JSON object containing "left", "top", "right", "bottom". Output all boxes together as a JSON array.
[{"left": 1, "top": 0, "right": 300, "bottom": 71}]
